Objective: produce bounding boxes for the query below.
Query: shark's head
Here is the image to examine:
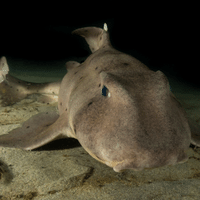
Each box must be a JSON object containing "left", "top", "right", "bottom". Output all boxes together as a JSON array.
[{"left": 72, "top": 24, "right": 191, "bottom": 172}]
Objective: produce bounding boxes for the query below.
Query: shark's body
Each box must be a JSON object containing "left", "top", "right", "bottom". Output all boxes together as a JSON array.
[{"left": 0, "top": 24, "right": 200, "bottom": 172}]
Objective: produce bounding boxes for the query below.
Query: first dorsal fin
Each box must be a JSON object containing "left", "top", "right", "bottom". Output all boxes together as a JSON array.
[{"left": 72, "top": 23, "right": 111, "bottom": 53}]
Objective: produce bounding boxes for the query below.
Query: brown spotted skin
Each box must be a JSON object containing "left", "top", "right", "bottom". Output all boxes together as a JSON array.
[{"left": 0, "top": 25, "right": 200, "bottom": 172}]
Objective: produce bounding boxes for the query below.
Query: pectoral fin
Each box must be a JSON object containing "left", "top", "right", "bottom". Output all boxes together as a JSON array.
[
  {"left": 188, "top": 117, "right": 200, "bottom": 147},
  {"left": 0, "top": 111, "right": 73, "bottom": 150}
]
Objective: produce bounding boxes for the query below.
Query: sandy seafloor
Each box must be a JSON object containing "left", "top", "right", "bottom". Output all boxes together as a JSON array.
[{"left": 0, "top": 58, "right": 200, "bottom": 200}]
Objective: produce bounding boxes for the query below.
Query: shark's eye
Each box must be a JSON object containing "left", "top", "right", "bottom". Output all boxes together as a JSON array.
[{"left": 102, "top": 85, "right": 111, "bottom": 97}]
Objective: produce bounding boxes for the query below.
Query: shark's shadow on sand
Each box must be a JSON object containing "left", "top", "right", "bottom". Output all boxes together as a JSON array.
[{"left": 34, "top": 138, "right": 81, "bottom": 151}]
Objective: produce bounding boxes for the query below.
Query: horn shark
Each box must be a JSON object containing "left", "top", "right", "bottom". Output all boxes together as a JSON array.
[{"left": 0, "top": 24, "right": 200, "bottom": 172}]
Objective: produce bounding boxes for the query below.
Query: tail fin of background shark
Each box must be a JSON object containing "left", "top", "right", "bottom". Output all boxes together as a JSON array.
[
  {"left": 0, "top": 57, "right": 29, "bottom": 106},
  {"left": 0, "top": 56, "right": 9, "bottom": 83},
  {"left": 72, "top": 23, "right": 111, "bottom": 53}
]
